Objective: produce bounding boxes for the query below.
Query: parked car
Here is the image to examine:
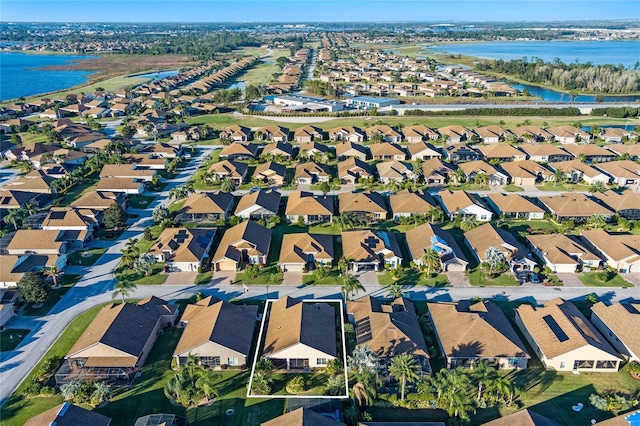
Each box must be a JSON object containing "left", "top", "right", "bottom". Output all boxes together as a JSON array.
[{"left": 530, "top": 273, "right": 541, "bottom": 284}]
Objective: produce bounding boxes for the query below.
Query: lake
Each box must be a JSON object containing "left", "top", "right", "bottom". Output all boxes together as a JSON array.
[
  {"left": 0, "top": 52, "right": 95, "bottom": 101},
  {"left": 427, "top": 40, "right": 640, "bottom": 68}
]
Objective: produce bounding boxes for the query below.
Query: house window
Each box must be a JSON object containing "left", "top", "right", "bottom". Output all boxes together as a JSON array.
[
  {"left": 317, "top": 358, "right": 328, "bottom": 366},
  {"left": 508, "top": 358, "right": 519, "bottom": 366},
  {"left": 480, "top": 215, "right": 487, "bottom": 220},
  {"left": 227, "top": 357, "right": 239, "bottom": 366},
  {"left": 201, "top": 356, "right": 220, "bottom": 367},
  {"left": 573, "top": 360, "right": 594, "bottom": 369},
  {"left": 596, "top": 360, "right": 617, "bottom": 369},
  {"left": 560, "top": 361, "right": 566, "bottom": 369}
]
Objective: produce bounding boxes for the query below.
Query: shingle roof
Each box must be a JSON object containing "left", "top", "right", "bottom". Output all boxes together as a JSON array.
[
  {"left": 405, "top": 223, "right": 468, "bottom": 266},
  {"left": 234, "top": 189, "right": 281, "bottom": 216},
  {"left": 527, "top": 234, "right": 601, "bottom": 265},
  {"left": 212, "top": 220, "right": 272, "bottom": 263},
  {"left": 338, "top": 191, "right": 386, "bottom": 214},
  {"left": 537, "top": 194, "right": 614, "bottom": 217},
  {"left": 389, "top": 189, "right": 437, "bottom": 214},
  {"left": 285, "top": 191, "right": 334, "bottom": 216},
  {"left": 261, "top": 407, "right": 338, "bottom": 426},
  {"left": 341, "top": 230, "right": 402, "bottom": 263},
  {"left": 591, "top": 302, "right": 640, "bottom": 360},
  {"left": 148, "top": 228, "right": 216, "bottom": 263},
  {"left": 580, "top": 229, "right": 640, "bottom": 262},
  {"left": 24, "top": 402, "right": 112, "bottom": 426},
  {"left": 279, "top": 233, "right": 334, "bottom": 263},
  {"left": 463, "top": 222, "right": 519, "bottom": 261},
  {"left": 480, "top": 409, "right": 560, "bottom": 426},
  {"left": 486, "top": 193, "right": 544, "bottom": 214},
  {"left": 592, "top": 190, "right": 640, "bottom": 213},
  {"left": 180, "top": 191, "right": 234, "bottom": 215}
]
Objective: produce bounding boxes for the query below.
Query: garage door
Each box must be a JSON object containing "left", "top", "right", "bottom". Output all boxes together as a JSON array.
[
  {"left": 629, "top": 263, "right": 640, "bottom": 273},
  {"left": 216, "top": 260, "right": 237, "bottom": 271},
  {"left": 280, "top": 263, "right": 304, "bottom": 272}
]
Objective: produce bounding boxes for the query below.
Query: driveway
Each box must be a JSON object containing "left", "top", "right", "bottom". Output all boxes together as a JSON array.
[
  {"left": 163, "top": 272, "right": 197, "bottom": 286},
  {"left": 446, "top": 271, "right": 471, "bottom": 287},
  {"left": 556, "top": 273, "right": 585, "bottom": 287},
  {"left": 355, "top": 271, "right": 380, "bottom": 287},
  {"left": 282, "top": 271, "right": 303, "bottom": 286},
  {"left": 622, "top": 274, "right": 640, "bottom": 288},
  {"left": 210, "top": 270, "right": 236, "bottom": 286}
]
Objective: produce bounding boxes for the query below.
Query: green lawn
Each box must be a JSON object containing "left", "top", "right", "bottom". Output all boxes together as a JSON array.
[
  {"left": 22, "top": 274, "right": 81, "bottom": 316},
  {"left": 234, "top": 265, "right": 283, "bottom": 286},
  {"left": 115, "top": 264, "right": 168, "bottom": 286},
  {"left": 129, "top": 195, "right": 156, "bottom": 209},
  {"left": 66, "top": 248, "right": 107, "bottom": 266},
  {"left": 136, "top": 224, "right": 163, "bottom": 254},
  {"left": 503, "top": 184, "right": 524, "bottom": 192},
  {"left": 578, "top": 272, "right": 633, "bottom": 288},
  {"left": 377, "top": 270, "right": 448, "bottom": 287},
  {"left": 195, "top": 271, "right": 213, "bottom": 285},
  {"left": 263, "top": 372, "right": 332, "bottom": 397},
  {"left": 58, "top": 175, "right": 99, "bottom": 206},
  {"left": 302, "top": 269, "right": 343, "bottom": 286},
  {"left": 0, "top": 329, "right": 30, "bottom": 352},
  {"left": 535, "top": 182, "right": 590, "bottom": 192},
  {"left": 95, "top": 227, "right": 125, "bottom": 240},
  {"left": 468, "top": 269, "right": 520, "bottom": 286}
]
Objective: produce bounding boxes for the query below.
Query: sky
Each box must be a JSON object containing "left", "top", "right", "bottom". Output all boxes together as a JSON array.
[{"left": 2, "top": 0, "right": 639, "bottom": 22}]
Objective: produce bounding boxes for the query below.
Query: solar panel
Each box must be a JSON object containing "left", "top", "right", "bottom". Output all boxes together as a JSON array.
[
  {"left": 364, "top": 236, "right": 379, "bottom": 249},
  {"left": 542, "top": 314, "right": 569, "bottom": 342},
  {"left": 168, "top": 240, "right": 179, "bottom": 250},
  {"left": 49, "top": 211, "right": 66, "bottom": 220}
]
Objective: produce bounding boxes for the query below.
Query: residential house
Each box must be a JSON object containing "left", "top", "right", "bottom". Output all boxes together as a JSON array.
[
  {"left": 369, "top": 143, "right": 406, "bottom": 161},
  {"left": 99, "top": 164, "right": 156, "bottom": 182},
  {"left": 278, "top": 233, "right": 334, "bottom": 272},
  {"left": 137, "top": 142, "right": 182, "bottom": 159},
  {"left": 519, "top": 143, "right": 572, "bottom": 163},
  {"left": 457, "top": 160, "right": 509, "bottom": 185},
  {"left": 422, "top": 158, "right": 455, "bottom": 185},
  {"left": 437, "top": 190, "right": 493, "bottom": 221},
  {"left": 546, "top": 126, "right": 591, "bottom": 144},
  {"left": 57, "top": 297, "right": 178, "bottom": 384},
  {"left": 550, "top": 160, "right": 611, "bottom": 185},
  {"left": 338, "top": 191, "right": 387, "bottom": 223},
  {"left": 474, "top": 126, "right": 516, "bottom": 144},
  {"left": 375, "top": 160, "right": 414, "bottom": 183},
  {"left": 256, "top": 125, "right": 290, "bottom": 143},
  {"left": 348, "top": 296, "right": 431, "bottom": 373},
  {"left": 6, "top": 229, "right": 68, "bottom": 257},
  {"left": 464, "top": 222, "right": 521, "bottom": 264},
  {"left": 515, "top": 298, "right": 622, "bottom": 372},
  {"left": 480, "top": 409, "right": 561, "bottom": 426},
  {"left": 208, "top": 160, "right": 248, "bottom": 185},
  {"left": 1, "top": 254, "right": 63, "bottom": 289},
  {"left": 285, "top": 191, "right": 334, "bottom": 224},
  {"left": 500, "top": 160, "right": 553, "bottom": 186},
  {"left": 337, "top": 157, "right": 373, "bottom": 184},
  {"left": 96, "top": 178, "right": 145, "bottom": 195},
  {"left": 220, "top": 125, "right": 252, "bottom": 142},
  {"left": 485, "top": 193, "right": 545, "bottom": 220},
  {"left": 175, "top": 192, "right": 234, "bottom": 224},
  {"left": 591, "top": 190, "right": 640, "bottom": 220},
  {"left": 218, "top": 142, "right": 261, "bottom": 160},
  {"left": 580, "top": 229, "right": 640, "bottom": 273},
  {"left": 212, "top": 221, "right": 272, "bottom": 271},
  {"left": 298, "top": 141, "right": 331, "bottom": 161},
  {"left": 388, "top": 189, "right": 437, "bottom": 222},
  {"left": 294, "top": 161, "right": 331, "bottom": 184},
  {"left": 600, "top": 128, "right": 633, "bottom": 143},
  {"left": 262, "top": 297, "right": 338, "bottom": 370},
  {"left": 607, "top": 143, "right": 640, "bottom": 161},
  {"left": 341, "top": 230, "right": 403, "bottom": 271},
  {"left": 443, "top": 143, "right": 482, "bottom": 164},
  {"left": 4, "top": 143, "right": 61, "bottom": 167},
  {"left": 3, "top": 170, "right": 58, "bottom": 194},
  {"left": 173, "top": 296, "right": 258, "bottom": 369},
  {"left": 329, "top": 126, "right": 365, "bottom": 143},
  {"left": 40, "top": 207, "right": 101, "bottom": 249},
  {"left": 122, "top": 154, "right": 169, "bottom": 171},
  {"left": 427, "top": 300, "right": 530, "bottom": 369},
  {"left": 24, "top": 402, "right": 112, "bottom": 426},
  {"left": 591, "top": 302, "right": 640, "bottom": 362},
  {"left": 234, "top": 189, "right": 281, "bottom": 220},
  {"left": 406, "top": 223, "right": 469, "bottom": 272},
  {"left": 593, "top": 160, "right": 640, "bottom": 187},
  {"left": 253, "top": 161, "right": 287, "bottom": 186},
  {"left": 335, "top": 141, "right": 368, "bottom": 161},
  {"left": 563, "top": 143, "right": 618, "bottom": 163},
  {"left": 476, "top": 143, "right": 527, "bottom": 162},
  {"left": 365, "top": 125, "right": 402, "bottom": 143},
  {"left": 437, "top": 125, "right": 472, "bottom": 143},
  {"left": 261, "top": 408, "right": 339, "bottom": 426},
  {"left": 527, "top": 234, "right": 602, "bottom": 273},
  {"left": 537, "top": 194, "right": 614, "bottom": 223},
  {"left": 402, "top": 124, "right": 440, "bottom": 143},
  {"left": 407, "top": 141, "right": 442, "bottom": 161},
  {"left": 0, "top": 189, "right": 46, "bottom": 211},
  {"left": 148, "top": 228, "right": 216, "bottom": 272},
  {"left": 261, "top": 141, "right": 294, "bottom": 161},
  {"left": 293, "top": 125, "right": 323, "bottom": 143}
]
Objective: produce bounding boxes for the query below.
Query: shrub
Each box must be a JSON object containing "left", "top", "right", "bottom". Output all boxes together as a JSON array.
[
  {"left": 326, "top": 358, "right": 344, "bottom": 375},
  {"left": 285, "top": 375, "right": 307, "bottom": 394},
  {"left": 23, "top": 379, "right": 42, "bottom": 396}
]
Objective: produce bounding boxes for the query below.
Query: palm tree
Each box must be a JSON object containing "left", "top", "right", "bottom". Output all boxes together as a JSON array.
[
  {"left": 91, "top": 382, "right": 112, "bottom": 406},
  {"left": 387, "top": 282, "right": 405, "bottom": 299},
  {"left": 385, "top": 179, "right": 401, "bottom": 194},
  {"left": 348, "top": 345, "right": 379, "bottom": 375},
  {"left": 43, "top": 265, "right": 63, "bottom": 288},
  {"left": 333, "top": 212, "right": 361, "bottom": 231},
  {"left": 428, "top": 206, "right": 444, "bottom": 224},
  {"left": 553, "top": 167, "right": 566, "bottom": 187},
  {"left": 589, "top": 180, "right": 607, "bottom": 193},
  {"left": 459, "top": 216, "right": 479, "bottom": 232},
  {"left": 220, "top": 177, "right": 236, "bottom": 193},
  {"left": 60, "top": 378, "right": 83, "bottom": 400},
  {"left": 5, "top": 208, "right": 21, "bottom": 230},
  {"left": 421, "top": 248, "right": 441, "bottom": 277},
  {"left": 492, "top": 375, "right": 512, "bottom": 404},
  {"left": 341, "top": 273, "right": 364, "bottom": 301},
  {"left": 473, "top": 360, "right": 497, "bottom": 403},
  {"left": 448, "top": 391, "right": 473, "bottom": 420},
  {"left": 389, "top": 354, "right": 419, "bottom": 401},
  {"left": 112, "top": 280, "right": 137, "bottom": 304},
  {"left": 411, "top": 160, "right": 424, "bottom": 183},
  {"left": 587, "top": 213, "right": 607, "bottom": 229},
  {"left": 474, "top": 172, "right": 489, "bottom": 186},
  {"left": 195, "top": 371, "right": 219, "bottom": 403},
  {"left": 338, "top": 256, "right": 355, "bottom": 274}
]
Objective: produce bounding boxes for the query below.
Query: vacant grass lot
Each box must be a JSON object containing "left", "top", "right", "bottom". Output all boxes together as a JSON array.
[
  {"left": 67, "top": 248, "right": 107, "bottom": 266},
  {"left": 0, "top": 329, "right": 31, "bottom": 352},
  {"left": 578, "top": 272, "right": 633, "bottom": 288}
]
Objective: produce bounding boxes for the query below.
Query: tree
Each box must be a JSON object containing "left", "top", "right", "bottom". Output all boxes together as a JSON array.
[
  {"left": 348, "top": 345, "right": 379, "bottom": 375},
  {"left": 220, "top": 178, "right": 236, "bottom": 193},
  {"left": 195, "top": 371, "right": 219, "bottom": 403},
  {"left": 428, "top": 206, "right": 444, "bottom": 224},
  {"left": 389, "top": 354, "right": 419, "bottom": 401},
  {"left": 90, "top": 382, "right": 112, "bottom": 407},
  {"left": 459, "top": 216, "right": 479, "bottom": 232},
  {"left": 43, "top": 265, "right": 63, "bottom": 288},
  {"left": 112, "top": 280, "right": 137, "bottom": 303},
  {"left": 244, "top": 85, "right": 261, "bottom": 101},
  {"left": 10, "top": 133, "right": 23, "bottom": 147},
  {"left": 421, "top": 248, "right": 441, "bottom": 277},
  {"left": 60, "top": 379, "right": 83, "bottom": 401},
  {"left": 134, "top": 254, "right": 157, "bottom": 276},
  {"left": 553, "top": 167, "right": 566, "bottom": 187},
  {"left": 333, "top": 212, "right": 362, "bottom": 231},
  {"left": 473, "top": 360, "right": 497, "bottom": 404},
  {"left": 387, "top": 282, "right": 405, "bottom": 299},
  {"left": 587, "top": 213, "right": 607, "bottom": 229},
  {"left": 319, "top": 181, "right": 331, "bottom": 196},
  {"left": 589, "top": 181, "right": 607, "bottom": 193},
  {"left": 18, "top": 272, "right": 53, "bottom": 304},
  {"left": 152, "top": 205, "right": 170, "bottom": 223},
  {"left": 474, "top": 173, "right": 489, "bottom": 186},
  {"left": 341, "top": 273, "right": 364, "bottom": 301},
  {"left": 484, "top": 247, "right": 507, "bottom": 276},
  {"left": 104, "top": 202, "right": 126, "bottom": 230}
]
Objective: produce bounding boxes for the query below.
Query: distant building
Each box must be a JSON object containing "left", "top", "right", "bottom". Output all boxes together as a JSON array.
[{"left": 345, "top": 96, "right": 400, "bottom": 110}]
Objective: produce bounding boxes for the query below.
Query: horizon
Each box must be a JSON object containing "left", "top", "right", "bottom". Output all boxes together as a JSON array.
[{"left": 2, "top": 0, "right": 639, "bottom": 23}]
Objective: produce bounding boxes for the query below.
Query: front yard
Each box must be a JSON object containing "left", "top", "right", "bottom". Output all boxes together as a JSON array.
[
  {"left": 129, "top": 195, "right": 156, "bottom": 209},
  {"left": 0, "top": 329, "right": 30, "bottom": 352},
  {"left": 114, "top": 263, "right": 168, "bottom": 286},
  {"left": 377, "top": 270, "right": 448, "bottom": 287},
  {"left": 66, "top": 248, "right": 107, "bottom": 266},
  {"left": 468, "top": 269, "right": 520, "bottom": 286},
  {"left": 578, "top": 271, "right": 633, "bottom": 288}
]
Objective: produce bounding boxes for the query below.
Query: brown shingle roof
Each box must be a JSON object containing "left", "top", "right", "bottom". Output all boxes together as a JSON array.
[
  {"left": 279, "top": 233, "right": 334, "bottom": 263},
  {"left": 212, "top": 220, "right": 272, "bottom": 263},
  {"left": 285, "top": 191, "right": 334, "bottom": 216},
  {"left": 261, "top": 407, "right": 338, "bottom": 426},
  {"left": 527, "top": 234, "right": 601, "bottom": 265},
  {"left": 591, "top": 302, "right": 640, "bottom": 360},
  {"left": 480, "top": 409, "right": 560, "bottom": 426},
  {"left": 148, "top": 228, "right": 215, "bottom": 263},
  {"left": 486, "top": 193, "right": 544, "bottom": 214},
  {"left": 338, "top": 191, "right": 386, "bottom": 214},
  {"left": 537, "top": 194, "right": 614, "bottom": 217},
  {"left": 180, "top": 191, "right": 234, "bottom": 215},
  {"left": 24, "top": 402, "right": 112, "bottom": 426},
  {"left": 389, "top": 189, "right": 437, "bottom": 215}
]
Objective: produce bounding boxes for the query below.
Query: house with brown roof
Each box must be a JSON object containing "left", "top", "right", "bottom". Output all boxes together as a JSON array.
[
  {"left": 175, "top": 192, "right": 234, "bottom": 224},
  {"left": 527, "top": 234, "right": 601, "bottom": 273},
  {"left": 422, "top": 158, "right": 455, "bottom": 185},
  {"left": 253, "top": 161, "right": 287, "bottom": 186},
  {"left": 600, "top": 128, "right": 634, "bottom": 143},
  {"left": 96, "top": 177, "right": 145, "bottom": 195},
  {"left": 256, "top": 125, "right": 290, "bottom": 143},
  {"left": 580, "top": 229, "right": 640, "bottom": 274},
  {"left": 6, "top": 229, "right": 68, "bottom": 256},
  {"left": 550, "top": 160, "right": 610, "bottom": 185},
  {"left": 443, "top": 143, "right": 482, "bottom": 164},
  {"left": 338, "top": 191, "right": 387, "bottom": 223},
  {"left": 437, "top": 125, "right": 472, "bottom": 143},
  {"left": 485, "top": 193, "right": 545, "bottom": 220},
  {"left": 70, "top": 191, "right": 126, "bottom": 211},
  {"left": 24, "top": 402, "right": 112, "bottom": 426},
  {"left": 607, "top": 143, "right": 640, "bottom": 161},
  {"left": 406, "top": 223, "right": 468, "bottom": 272},
  {"left": 519, "top": 143, "right": 572, "bottom": 163},
  {"left": 100, "top": 164, "right": 157, "bottom": 182},
  {"left": 335, "top": 141, "right": 368, "bottom": 161},
  {"left": 591, "top": 302, "right": 640, "bottom": 363},
  {"left": 337, "top": 157, "right": 373, "bottom": 184},
  {"left": 500, "top": 160, "right": 553, "bottom": 186},
  {"left": 3, "top": 170, "right": 58, "bottom": 194},
  {"left": 365, "top": 125, "right": 402, "bottom": 143},
  {"left": 428, "top": 300, "right": 530, "bottom": 369},
  {"left": 369, "top": 142, "right": 406, "bottom": 161},
  {"left": 148, "top": 228, "right": 216, "bottom": 272},
  {"left": 173, "top": 296, "right": 258, "bottom": 369},
  {"left": 341, "top": 230, "right": 403, "bottom": 271},
  {"left": 388, "top": 189, "right": 437, "bottom": 222},
  {"left": 537, "top": 194, "right": 614, "bottom": 223},
  {"left": 463, "top": 222, "right": 521, "bottom": 263},
  {"left": 329, "top": 126, "right": 365, "bottom": 143},
  {"left": 220, "top": 125, "right": 252, "bottom": 142},
  {"left": 476, "top": 143, "right": 527, "bottom": 162},
  {"left": 278, "top": 233, "right": 334, "bottom": 272},
  {"left": 348, "top": 296, "right": 431, "bottom": 373},
  {"left": 234, "top": 189, "right": 281, "bottom": 220},
  {"left": 40, "top": 207, "right": 101, "bottom": 248},
  {"left": 406, "top": 141, "right": 441, "bottom": 161},
  {"left": 294, "top": 161, "right": 331, "bottom": 184},
  {"left": 402, "top": 124, "right": 439, "bottom": 143},
  {"left": 262, "top": 297, "right": 338, "bottom": 369},
  {"left": 285, "top": 191, "right": 334, "bottom": 224},
  {"left": 458, "top": 160, "right": 509, "bottom": 185},
  {"left": 591, "top": 190, "right": 640, "bottom": 220},
  {"left": 546, "top": 126, "right": 591, "bottom": 144},
  {"left": 298, "top": 141, "right": 331, "bottom": 161},
  {"left": 593, "top": 160, "right": 640, "bottom": 187},
  {"left": 212, "top": 221, "right": 272, "bottom": 271},
  {"left": 57, "top": 297, "right": 178, "bottom": 384},
  {"left": 480, "top": 409, "right": 560, "bottom": 426},
  {"left": 208, "top": 160, "right": 248, "bottom": 185},
  {"left": 261, "top": 407, "right": 338, "bottom": 426},
  {"left": 261, "top": 141, "right": 294, "bottom": 160},
  {"left": 437, "top": 190, "right": 493, "bottom": 221},
  {"left": 514, "top": 298, "right": 622, "bottom": 372},
  {"left": 293, "top": 125, "right": 323, "bottom": 143},
  {"left": 0, "top": 254, "right": 63, "bottom": 289},
  {"left": 376, "top": 160, "right": 414, "bottom": 183},
  {"left": 474, "top": 126, "right": 515, "bottom": 144},
  {"left": 218, "top": 142, "right": 261, "bottom": 160},
  {"left": 122, "top": 153, "right": 169, "bottom": 170},
  {"left": 563, "top": 143, "right": 618, "bottom": 163}
]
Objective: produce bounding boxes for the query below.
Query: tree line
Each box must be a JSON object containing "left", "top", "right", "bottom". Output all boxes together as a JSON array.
[{"left": 403, "top": 107, "right": 581, "bottom": 117}]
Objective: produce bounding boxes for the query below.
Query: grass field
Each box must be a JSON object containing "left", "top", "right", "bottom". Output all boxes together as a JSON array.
[
  {"left": 0, "top": 329, "right": 31, "bottom": 352},
  {"left": 578, "top": 272, "right": 633, "bottom": 288}
]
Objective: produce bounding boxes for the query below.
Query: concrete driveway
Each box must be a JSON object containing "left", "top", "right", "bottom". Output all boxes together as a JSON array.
[
  {"left": 446, "top": 271, "right": 471, "bottom": 287},
  {"left": 622, "top": 274, "right": 640, "bottom": 288},
  {"left": 163, "top": 272, "right": 197, "bottom": 286},
  {"left": 355, "top": 271, "right": 380, "bottom": 287},
  {"left": 211, "top": 270, "right": 236, "bottom": 286},
  {"left": 556, "top": 273, "right": 585, "bottom": 287},
  {"left": 282, "top": 271, "right": 304, "bottom": 286}
]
